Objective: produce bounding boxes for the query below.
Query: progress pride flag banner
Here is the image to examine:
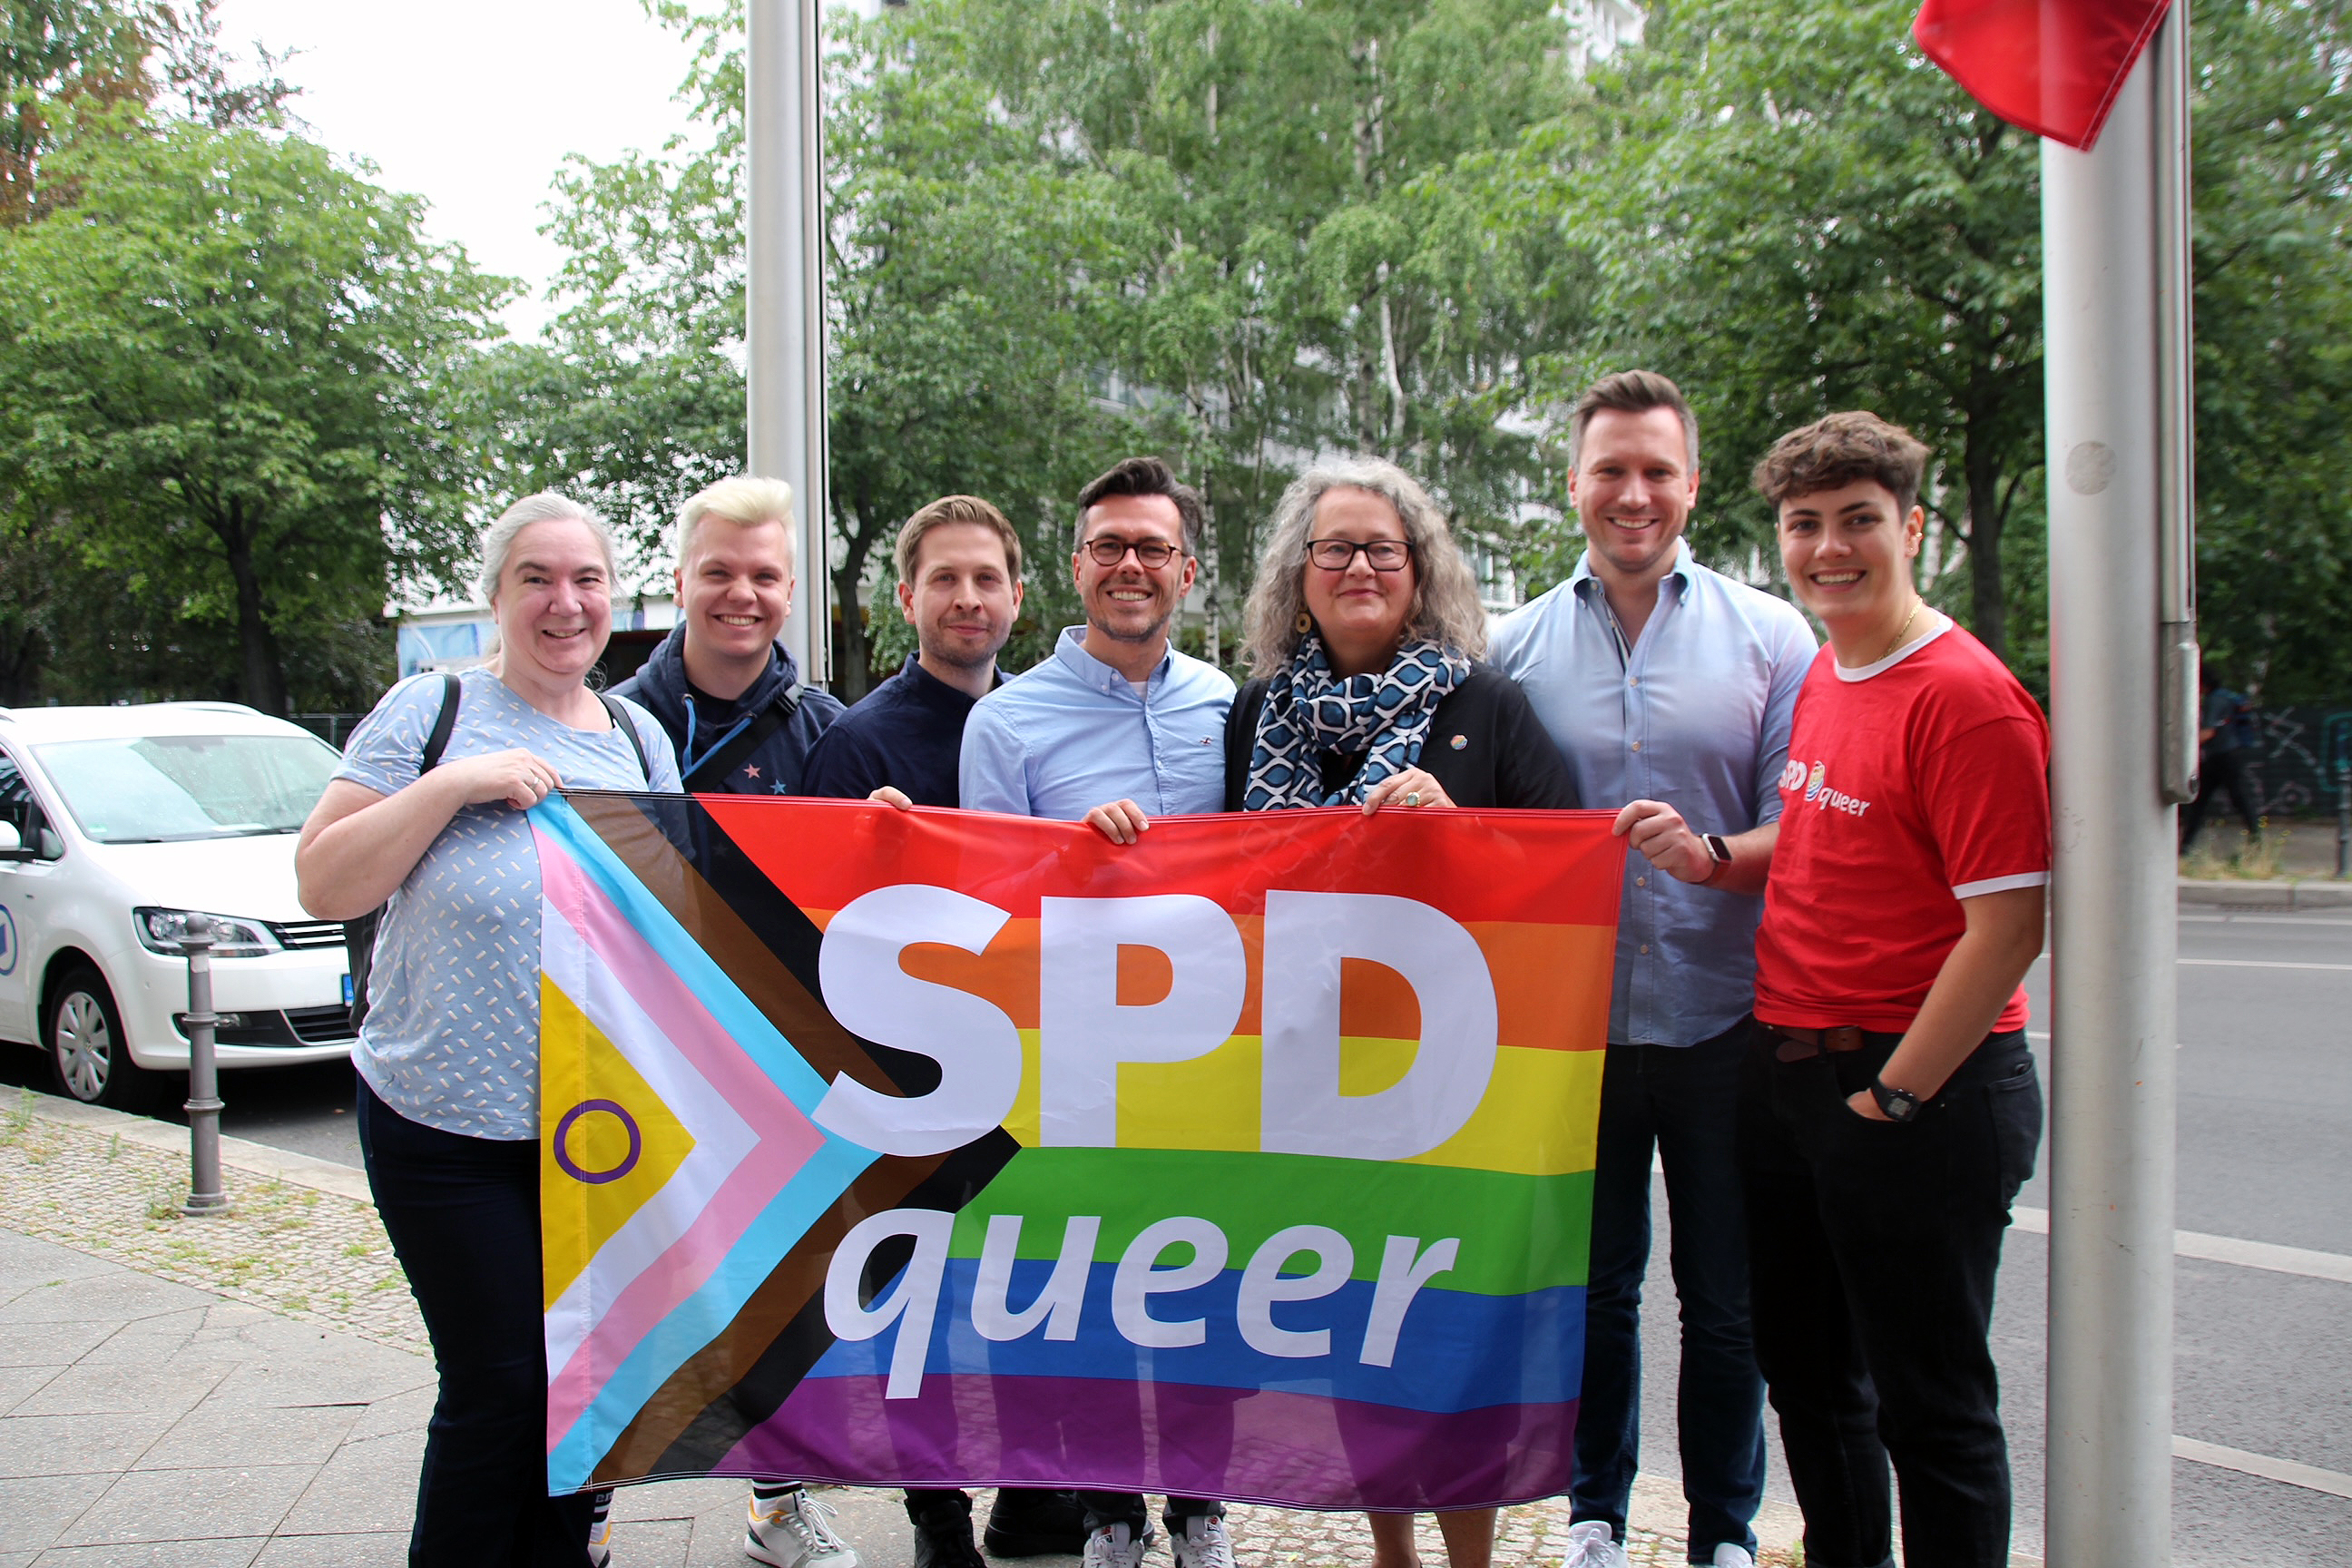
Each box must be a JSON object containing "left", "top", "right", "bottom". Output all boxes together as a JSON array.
[{"left": 531, "top": 792, "right": 1622, "bottom": 1508}]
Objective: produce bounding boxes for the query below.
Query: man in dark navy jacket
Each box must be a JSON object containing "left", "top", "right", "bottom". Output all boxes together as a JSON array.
[
  {"left": 612, "top": 475, "right": 844, "bottom": 797},
  {"left": 802, "top": 497, "right": 1088, "bottom": 1568},
  {"left": 802, "top": 494, "right": 1024, "bottom": 807}
]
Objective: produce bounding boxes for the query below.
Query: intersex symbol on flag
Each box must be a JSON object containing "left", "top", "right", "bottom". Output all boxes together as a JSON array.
[
  {"left": 1913, "top": 0, "right": 2173, "bottom": 150},
  {"left": 533, "top": 790, "right": 1623, "bottom": 1508}
]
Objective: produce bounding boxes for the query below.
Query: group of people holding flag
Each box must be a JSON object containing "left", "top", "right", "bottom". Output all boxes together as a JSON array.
[{"left": 295, "top": 367, "right": 2050, "bottom": 1568}]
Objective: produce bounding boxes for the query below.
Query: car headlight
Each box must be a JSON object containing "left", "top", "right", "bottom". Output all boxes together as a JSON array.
[{"left": 133, "top": 907, "right": 283, "bottom": 959}]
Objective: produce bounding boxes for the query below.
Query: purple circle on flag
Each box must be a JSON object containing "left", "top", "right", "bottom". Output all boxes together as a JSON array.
[{"left": 553, "top": 1099, "right": 642, "bottom": 1185}]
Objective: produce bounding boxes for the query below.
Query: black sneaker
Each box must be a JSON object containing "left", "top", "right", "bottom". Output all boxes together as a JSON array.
[{"left": 983, "top": 1488, "right": 1089, "bottom": 1558}]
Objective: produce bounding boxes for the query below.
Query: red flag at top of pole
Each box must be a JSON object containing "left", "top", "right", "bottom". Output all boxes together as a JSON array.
[{"left": 1913, "top": 0, "right": 2173, "bottom": 150}]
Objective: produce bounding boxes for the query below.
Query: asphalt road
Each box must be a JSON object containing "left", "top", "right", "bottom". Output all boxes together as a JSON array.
[{"left": 4, "top": 907, "right": 2346, "bottom": 1563}]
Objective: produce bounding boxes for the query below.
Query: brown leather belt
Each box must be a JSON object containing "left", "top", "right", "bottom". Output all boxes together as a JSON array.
[{"left": 1768, "top": 1024, "right": 1867, "bottom": 1063}]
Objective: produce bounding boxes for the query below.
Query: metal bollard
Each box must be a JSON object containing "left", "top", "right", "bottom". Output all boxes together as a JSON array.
[{"left": 180, "top": 915, "right": 230, "bottom": 1216}]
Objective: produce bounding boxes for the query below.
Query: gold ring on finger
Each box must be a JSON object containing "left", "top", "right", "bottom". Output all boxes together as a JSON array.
[{"left": 1405, "top": 791, "right": 1422, "bottom": 808}]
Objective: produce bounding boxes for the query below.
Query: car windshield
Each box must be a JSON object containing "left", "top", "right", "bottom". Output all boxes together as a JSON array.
[{"left": 36, "top": 734, "right": 341, "bottom": 844}]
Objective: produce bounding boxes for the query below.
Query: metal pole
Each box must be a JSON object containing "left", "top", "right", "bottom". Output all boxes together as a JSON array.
[
  {"left": 180, "top": 915, "right": 230, "bottom": 1216},
  {"left": 2042, "top": 14, "right": 2181, "bottom": 1563},
  {"left": 746, "top": 0, "right": 833, "bottom": 686}
]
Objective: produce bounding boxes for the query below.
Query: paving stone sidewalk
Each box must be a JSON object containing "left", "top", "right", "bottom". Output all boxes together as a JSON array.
[{"left": 0, "top": 1088, "right": 1801, "bottom": 1566}]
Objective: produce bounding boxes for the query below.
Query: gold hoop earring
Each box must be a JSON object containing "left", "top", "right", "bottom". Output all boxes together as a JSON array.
[{"left": 1295, "top": 611, "right": 1314, "bottom": 634}]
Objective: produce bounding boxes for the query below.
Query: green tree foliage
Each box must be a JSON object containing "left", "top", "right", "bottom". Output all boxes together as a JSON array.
[
  {"left": 0, "top": 118, "right": 507, "bottom": 711},
  {"left": 2187, "top": 0, "right": 2352, "bottom": 701},
  {"left": 1496, "top": 0, "right": 2045, "bottom": 667}
]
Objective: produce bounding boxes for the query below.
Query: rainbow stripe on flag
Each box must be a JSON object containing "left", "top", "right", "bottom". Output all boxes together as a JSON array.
[{"left": 534, "top": 791, "right": 1621, "bottom": 1508}]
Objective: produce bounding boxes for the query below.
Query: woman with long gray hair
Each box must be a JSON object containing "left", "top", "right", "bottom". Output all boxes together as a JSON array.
[{"left": 1225, "top": 457, "right": 1577, "bottom": 1564}]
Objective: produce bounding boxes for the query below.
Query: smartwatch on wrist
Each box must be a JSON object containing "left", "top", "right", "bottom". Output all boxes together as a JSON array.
[
  {"left": 1700, "top": 833, "right": 1732, "bottom": 886},
  {"left": 1869, "top": 1077, "right": 1926, "bottom": 1123}
]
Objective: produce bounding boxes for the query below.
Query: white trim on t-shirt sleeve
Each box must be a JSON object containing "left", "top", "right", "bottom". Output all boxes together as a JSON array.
[{"left": 1952, "top": 870, "right": 2051, "bottom": 898}]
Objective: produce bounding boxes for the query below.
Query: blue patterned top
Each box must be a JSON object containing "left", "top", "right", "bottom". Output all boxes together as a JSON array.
[{"left": 335, "top": 670, "right": 681, "bottom": 1141}]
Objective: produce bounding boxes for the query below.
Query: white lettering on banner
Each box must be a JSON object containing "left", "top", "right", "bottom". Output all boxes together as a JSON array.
[
  {"left": 829, "top": 1209, "right": 1465, "bottom": 1396},
  {"left": 812, "top": 885, "right": 1024, "bottom": 1156},
  {"left": 1038, "top": 895, "right": 1248, "bottom": 1147},
  {"left": 1259, "top": 891, "right": 1499, "bottom": 1161},
  {"left": 810, "top": 885, "right": 1507, "bottom": 1157},
  {"left": 1359, "top": 1235, "right": 1462, "bottom": 1368},
  {"left": 1236, "top": 1225, "right": 1355, "bottom": 1357},
  {"left": 823, "top": 1208, "right": 955, "bottom": 1398},
  {"left": 1111, "top": 1216, "right": 1230, "bottom": 1348},
  {"left": 971, "top": 1213, "right": 1101, "bottom": 1342}
]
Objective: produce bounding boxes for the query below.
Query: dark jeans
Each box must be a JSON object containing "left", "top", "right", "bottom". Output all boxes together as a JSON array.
[
  {"left": 2180, "top": 745, "right": 2259, "bottom": 849},
  {"left": 1573, "top": 1024, "right": 1767, "bottom": 1560},
  {"left": 1738, "top": 1026, "right": 2042, "bottom": 1568},
  {"left": 1078, "top": 1493, "right": 1223, "bottom": 1536},
  {"left": 358, "top": 1080, "right": 592, "bottom": 1568}
]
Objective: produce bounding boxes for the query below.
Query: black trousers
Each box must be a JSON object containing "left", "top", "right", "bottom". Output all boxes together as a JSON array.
[
  {"left": 1737, "top": 1026, "right": 2042, "bottom": 1568},
  {"left": 2180, "top": 745, "right": 2260, "bottom": 849},
  {"left": 1078, "top": 1492, "right": 1223, "bottom": 1536},
  {"left": 358, "top": 1080, "right": 593, "bottom": 1568}
]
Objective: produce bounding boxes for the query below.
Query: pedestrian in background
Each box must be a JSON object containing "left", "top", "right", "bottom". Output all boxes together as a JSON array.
[
  {"left": 2179, "top": 664, "right": 2262, "bottom": 852},
  {"left": 1743, "top": 412, "right": 2048, "bottom": 1568},
  {"left": 295, "top": 493, "right": 680, "bottom": 1566},
  {"left": 1225, "top": 456, "right": 1577, "bottom": 1568}
]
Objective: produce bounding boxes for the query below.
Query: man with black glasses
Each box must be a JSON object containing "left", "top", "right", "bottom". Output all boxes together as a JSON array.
[{"left": 956, "top": 456, "right": 1236, "bottom": 1568}]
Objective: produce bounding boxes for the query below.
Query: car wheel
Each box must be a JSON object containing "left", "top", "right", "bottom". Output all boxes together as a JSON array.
[{"left": 47, "top": 965, "right": 159, "bottom": 1111}]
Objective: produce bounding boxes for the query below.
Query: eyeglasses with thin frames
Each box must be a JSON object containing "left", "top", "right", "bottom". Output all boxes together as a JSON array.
[
  {"left": 1082, "top": 537, "right": 1183, "bottom": 568},
  {"left": 1307, "top": 538, "right": 1413, "bottom": 572}
]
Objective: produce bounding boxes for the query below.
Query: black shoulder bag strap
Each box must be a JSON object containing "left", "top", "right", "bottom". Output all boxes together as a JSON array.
[
  {"left": 595, "top": 692, "right": 652, "bottom": 783},
  {"left": 682, "top": 680, "right": 802, "bottom": 792},
  {"left": 345, "top": 673, "right": 460, "bottom": 1034}
]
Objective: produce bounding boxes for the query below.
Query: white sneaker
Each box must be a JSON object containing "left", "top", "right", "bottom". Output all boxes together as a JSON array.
[
  {"left": 745, "top": 1487, "right": 860, "bottom": 1568},
  {"left": 1710, "top": 1546, "right": 1756, "bottom": 1568},
  {"left": 1558, "top": 1519, "right": 1629, "bottom": 1568},
  {"left": 1169, "top": 1516, "right": 1236, "bottom": 1568},
  {"left": 1081, "top": 1522, "right": 1154, "bottom": 1568}
]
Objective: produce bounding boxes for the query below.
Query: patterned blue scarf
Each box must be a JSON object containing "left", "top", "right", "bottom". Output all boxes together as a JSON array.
[{"left": 1242, "top": 633, "right": 1471, "bottom": 810}]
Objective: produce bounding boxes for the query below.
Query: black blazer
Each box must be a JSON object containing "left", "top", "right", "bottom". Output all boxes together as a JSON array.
[{"left": 1223, "top": 663, "right": 1580, "bottom": 811}]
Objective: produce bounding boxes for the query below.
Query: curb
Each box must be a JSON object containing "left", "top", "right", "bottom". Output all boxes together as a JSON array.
[
  {"left": 2178, "top": 878, "right": 2352, "bottom": 909},
  {"left": 10, "top": 1085, "right": 373, "bottom": 1201}
]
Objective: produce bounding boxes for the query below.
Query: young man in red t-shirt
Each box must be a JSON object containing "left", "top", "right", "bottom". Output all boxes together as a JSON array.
[{"left": 1741, "top": 413, "right": 2047, "bottom": 1568}]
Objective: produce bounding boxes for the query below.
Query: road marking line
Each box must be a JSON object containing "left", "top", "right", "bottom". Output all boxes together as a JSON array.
[
  {"left": 2177, "top": 957, "right": 2352, "bottom": 971},
  {"left": 2173, "top": 1436, "right": 2352, "bottom": 1501},
  {"left": 2011, "top": 1208, "right": 2352, "bottom": 1284}
]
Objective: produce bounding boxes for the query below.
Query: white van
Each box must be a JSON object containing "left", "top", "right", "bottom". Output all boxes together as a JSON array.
[{"left": 0, "top": 702, "right": 356, "bottom": 1108}]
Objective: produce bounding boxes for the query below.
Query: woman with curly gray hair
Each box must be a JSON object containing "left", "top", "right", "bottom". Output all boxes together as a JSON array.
[
  {"left": 1225, "top": 459, "right": 1575, "bottom": 1566},
  {"left": 1224, "top": 456, "right": 1578, "bottom": 822}
]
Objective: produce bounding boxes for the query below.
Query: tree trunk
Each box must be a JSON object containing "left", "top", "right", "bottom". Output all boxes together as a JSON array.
[
  {"left": 219, "top": 506, "right": 286, "bottom": 713},
  {"left": 1964, "top": 423, "right": 2006, "bottom": 663},
  {"left": 830, "top": 519, "right": 874, "bottom": 703}
]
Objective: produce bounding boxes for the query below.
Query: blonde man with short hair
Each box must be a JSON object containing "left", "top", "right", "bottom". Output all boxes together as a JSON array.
[{"left": 611, "top": 475, "right": 846, "bottom": 798}]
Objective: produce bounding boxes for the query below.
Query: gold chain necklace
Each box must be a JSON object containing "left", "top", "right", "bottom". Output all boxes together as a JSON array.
[{"left": 1878, "top": 598, "right": 1925, "bottom": 664}]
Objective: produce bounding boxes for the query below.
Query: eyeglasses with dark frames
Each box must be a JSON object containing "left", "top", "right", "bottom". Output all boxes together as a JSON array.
[
  {"left": 1082, "top": 537, "right": 1183, "bottom": 568},
  {"left": 1307, "top": 538, "right": 1413, "bottom": 572}
]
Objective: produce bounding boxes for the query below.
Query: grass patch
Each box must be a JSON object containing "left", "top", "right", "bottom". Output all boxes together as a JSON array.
[{"left": 2180, "top": 826, "right": 2288, "bottom": 880}]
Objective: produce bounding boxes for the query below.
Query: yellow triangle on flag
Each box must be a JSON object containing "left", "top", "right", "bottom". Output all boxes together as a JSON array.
[{"left": 541, "top": 976, "right": 699, "bottom": 1308}]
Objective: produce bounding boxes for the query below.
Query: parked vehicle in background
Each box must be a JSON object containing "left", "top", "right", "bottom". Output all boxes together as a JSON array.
[{"left": 0, "top": 703, "right": 356, "bottom": 1109}]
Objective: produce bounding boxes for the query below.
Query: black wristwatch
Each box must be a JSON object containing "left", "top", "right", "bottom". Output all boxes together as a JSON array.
[{"left": 1869, "top": 1077, "right": 1926, "bottom": 1123}]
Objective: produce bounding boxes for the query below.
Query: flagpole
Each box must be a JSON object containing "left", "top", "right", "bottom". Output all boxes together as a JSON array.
[
  {"left": 746, "top": 0, "right": 832, "bottom": 685},
  {"left": 2042, "top": 8, "right": 2187, "bottom": 1562}
]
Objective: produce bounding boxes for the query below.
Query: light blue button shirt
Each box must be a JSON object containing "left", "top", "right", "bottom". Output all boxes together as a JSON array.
[
  {"left": 960, "top": 626, "right": 1234, "bottom": 820},
  {"left": 1489, "top": 542, "right": 1817, "bottom": 1047}
]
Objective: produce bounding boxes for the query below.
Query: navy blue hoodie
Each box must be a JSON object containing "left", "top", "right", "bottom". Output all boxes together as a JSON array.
[{"left": 610, "top": 628, "right": 846, "bottom": 795}]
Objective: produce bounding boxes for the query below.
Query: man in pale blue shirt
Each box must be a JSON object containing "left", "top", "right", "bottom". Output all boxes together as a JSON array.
[
  {"left": 956, "top": 456, "right": 1236, "bottom": 1568},
  {"left": 1489, "top": 371, "right": 1816, "bottom": 1568},
  {"left": 961, "top": 456, "right": 1232, "bottom": 830}
]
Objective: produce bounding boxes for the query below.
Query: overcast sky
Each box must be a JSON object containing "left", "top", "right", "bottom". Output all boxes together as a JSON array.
[{"left": 211, "top": 0, "right": 706, "bottom": 338}]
